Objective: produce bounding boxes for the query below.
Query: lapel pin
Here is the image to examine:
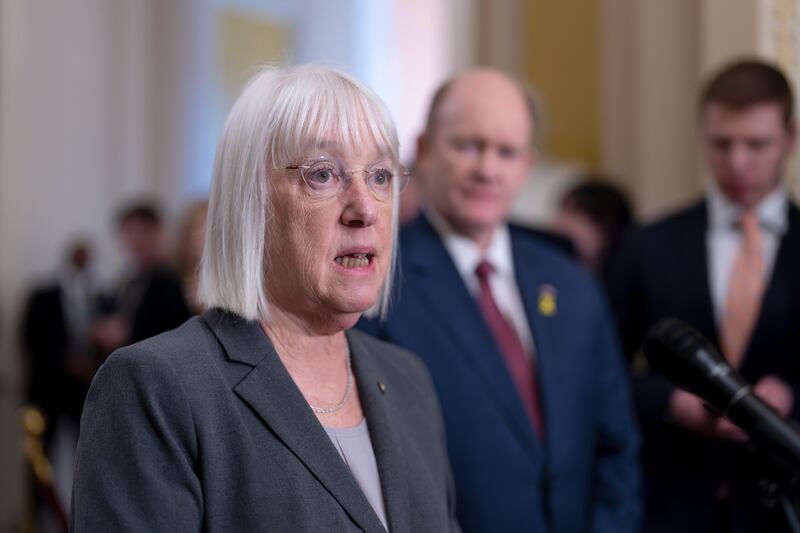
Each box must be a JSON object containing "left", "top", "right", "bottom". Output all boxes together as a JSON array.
[
  {"left": 537, "top": 284, "right": 557, "bottom": 317},
  {"left": 378, "top": 381, "right": 386, "bottom": 394}
]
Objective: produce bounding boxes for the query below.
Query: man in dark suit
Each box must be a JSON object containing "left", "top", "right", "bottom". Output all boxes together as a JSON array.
[
  {"left": 23, "top": 241, "right": 101, "bottom": 444},
  {"left": 92, "top": 203, "right": 191, "bottom": 353},
  {"left": 358, "top": 68, "right": 641, "bottom": 532},
  {"left": 609, "top": 60, "right": 800, "bottom": 533}
]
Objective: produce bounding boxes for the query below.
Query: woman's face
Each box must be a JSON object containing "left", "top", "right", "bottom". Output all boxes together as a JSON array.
[{"left": 265, "top": 141, "right": 395, "bottom": 331}]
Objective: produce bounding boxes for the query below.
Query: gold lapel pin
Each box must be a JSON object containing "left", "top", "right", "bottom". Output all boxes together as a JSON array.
[
  {"left": 538, "top": 284, "right": 557, "bottom": 317},
  {"left": 378, "top": 381, "right": 386, "bottom": 394}
]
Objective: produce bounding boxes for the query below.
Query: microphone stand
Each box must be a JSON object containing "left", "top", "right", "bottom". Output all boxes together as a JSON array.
[
  {"left": 746, "top": 436, "right": 800, "bottom": 532},
  {"left": 642, "top": 319, "right": 800, "bottom": 531}
]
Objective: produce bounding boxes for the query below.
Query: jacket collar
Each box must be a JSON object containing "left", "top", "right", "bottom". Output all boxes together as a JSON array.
[
  {"left": 202, "top": 308, "right": 393, "bottom": 533},
  {"left": 400, "top": 216, "right": 544, "bottom": 455}
]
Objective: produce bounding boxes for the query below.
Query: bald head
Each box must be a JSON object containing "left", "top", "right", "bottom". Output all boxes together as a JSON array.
[
  {"left": 417, "top": 68, "right": 535, "bottom": 248},
  {"left": 424, "top": 68, "right": 536, "bottom": 147}
]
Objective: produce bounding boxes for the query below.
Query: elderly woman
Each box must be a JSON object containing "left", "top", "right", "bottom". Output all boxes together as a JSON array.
[{"left": 71, "top": 66, "right": 459, "bottom": 533}]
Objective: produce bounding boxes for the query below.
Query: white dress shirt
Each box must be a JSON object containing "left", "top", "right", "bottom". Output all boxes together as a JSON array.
[
  {"left": 706, "top": 183, "right": 788, "bottom": 326},
  {"left": 426, "top": 209, "right": 536, "bottom": 355}
]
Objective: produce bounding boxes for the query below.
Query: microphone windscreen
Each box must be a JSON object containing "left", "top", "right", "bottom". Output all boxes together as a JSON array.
[{"left": 643, "top": 318, "right": 744, "bottom": 409}]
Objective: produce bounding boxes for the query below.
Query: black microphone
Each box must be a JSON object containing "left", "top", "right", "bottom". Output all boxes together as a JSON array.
[{"left": 643, "top": 318, "right": 800, "bottom": 478}]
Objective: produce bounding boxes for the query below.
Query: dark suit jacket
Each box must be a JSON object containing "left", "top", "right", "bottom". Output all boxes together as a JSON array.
[
  {"left": 358, "top": 215, "right": 642, "bottom": 533},
  {"left": 22, "top": 284, "right": 95, "bottom": 435},
  {"left": 608, "top": 199, "right": 800, "bottom": 533},
  {"left": 105, "top": 266, "right": 192, "bottom": 344},
  {"left": 71, "top": 308, "right": 460, "bottom": 533}
]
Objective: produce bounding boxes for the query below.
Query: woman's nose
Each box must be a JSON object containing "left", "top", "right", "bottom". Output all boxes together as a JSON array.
[{"left": 340, "top": 176, "right": 378, "bottom": 227}]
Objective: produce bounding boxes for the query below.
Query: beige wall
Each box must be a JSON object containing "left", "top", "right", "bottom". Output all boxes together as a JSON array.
[
  {"left": 602, "top": 0, "right": 702, "bottom": 221},
  {"left": 520, "top": 0, "right": 601, "bottom": 169},
  {"left": 602, "top": 0, "right": 799, "bottom": 221},
  {"left": 0, "top": 0, "right": 210, "bottom": 526}
]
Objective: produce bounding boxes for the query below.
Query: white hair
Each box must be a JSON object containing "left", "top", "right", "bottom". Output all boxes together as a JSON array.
[{"left": 199, "top": 64, "right": 401, "bottom": 322}]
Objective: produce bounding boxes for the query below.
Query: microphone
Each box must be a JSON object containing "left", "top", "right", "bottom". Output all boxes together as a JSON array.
[{"left": 643, "top": 318, "right": 800, "bottom": 478}]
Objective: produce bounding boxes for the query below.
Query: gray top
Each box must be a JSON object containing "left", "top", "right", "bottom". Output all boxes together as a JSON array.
[{"left": 325, "top": 419, "right": 388, "bottom": 530}]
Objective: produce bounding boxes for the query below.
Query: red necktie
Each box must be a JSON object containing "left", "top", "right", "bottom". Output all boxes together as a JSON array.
[{"left": 475, "top": 260, "right": 544, "bottom": 437}]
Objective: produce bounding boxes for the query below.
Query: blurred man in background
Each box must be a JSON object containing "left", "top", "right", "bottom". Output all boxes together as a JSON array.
[
  {"left": 610, "top": 59, "right": 800, "bottom": 533},
  {"left": 92, "top": 203, "right": 190, "bottom": 352},
  {"left": 359, "top": 68, "right": 641, "bottom": 533},
  {"left": 22, "top": 239, "right": 103, "bottom": 522}
]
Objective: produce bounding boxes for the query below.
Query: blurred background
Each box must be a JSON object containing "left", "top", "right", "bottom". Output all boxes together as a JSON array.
[{"left": 1, "top": 0, "right": 799, "bottom": 529}]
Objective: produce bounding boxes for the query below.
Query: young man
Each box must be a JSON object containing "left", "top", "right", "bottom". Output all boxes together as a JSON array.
[{"left": 610, "top": 60, "right": 800, "bottom": 533}]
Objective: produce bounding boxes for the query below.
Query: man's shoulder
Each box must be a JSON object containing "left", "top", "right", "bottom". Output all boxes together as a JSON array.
[
  {"left": 398, "top": 214, "right": 437, "bottom": 246},
  {"left": 509, "top": 224, "right": 590, "bottom": 282},
  {"left": 509, "top": 223, "right": 575, "bottom": 257},
  {"left": 637, "top": 200, "right": 706, "bottom": 239},
  {"left": 787, "top": 199, "right": 800, "bottom": 232},
  {"left": 27, "top": 283, "right": 62, "bottom": 307}
]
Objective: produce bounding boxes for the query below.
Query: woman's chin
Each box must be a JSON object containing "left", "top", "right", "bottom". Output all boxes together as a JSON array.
[{"left": 335, "top": 298, "right": 377, "bottom": 318}]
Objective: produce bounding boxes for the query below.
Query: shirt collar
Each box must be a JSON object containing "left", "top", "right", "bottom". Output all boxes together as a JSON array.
[
  {"left": 425, "top": 207, "right": 515, "bottom": 280},
  {"left": 707, "top": 181, "right": 788, "bottom": 235}
]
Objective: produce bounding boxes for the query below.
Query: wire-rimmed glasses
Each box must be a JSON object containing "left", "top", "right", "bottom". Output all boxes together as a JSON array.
[{"left": 283, "top": 157, "right": 411, "bottom": 202}]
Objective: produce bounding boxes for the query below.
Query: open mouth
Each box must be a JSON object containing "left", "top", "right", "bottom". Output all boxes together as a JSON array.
[{"left": 334, "top": 253, "right": 374, "bottom": 268}]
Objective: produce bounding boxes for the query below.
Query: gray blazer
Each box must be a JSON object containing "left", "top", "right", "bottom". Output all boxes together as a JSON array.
[{"left": 71, "top": 308, "right": 460, "bottom": 532}]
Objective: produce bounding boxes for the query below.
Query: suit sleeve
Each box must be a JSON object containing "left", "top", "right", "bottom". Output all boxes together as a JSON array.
[
  {"left": 607, "top": 230, "right": 676, "bottom": 432},
  {"left": 590, "top": 297, "right": 643, "bottom": 533},
  {"left": 71, "top": 345, "right": 202, "bottom": 532},
  {"left": 606, "top": 231, "right": 648, "bottom": 361}
]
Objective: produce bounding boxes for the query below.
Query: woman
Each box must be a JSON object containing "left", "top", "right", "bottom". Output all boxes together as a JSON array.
[{"left": 71, "top": 65, "right": 459, "bottom": 532}]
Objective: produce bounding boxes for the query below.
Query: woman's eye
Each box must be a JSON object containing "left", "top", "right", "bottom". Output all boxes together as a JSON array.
[
  {"left": 370, "top": 169, "right": 393, "bottom": 188},
  {"left": 306, "top": 164, "right": 339, "bottom": 188}
]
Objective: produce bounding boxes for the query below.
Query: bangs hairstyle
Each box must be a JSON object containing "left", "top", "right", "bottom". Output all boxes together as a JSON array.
[{"left": 199, "top": 64, "right": 401, "bottom": 322}]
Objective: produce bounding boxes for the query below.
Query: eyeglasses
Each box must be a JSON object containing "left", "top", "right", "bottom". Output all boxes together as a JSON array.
[{"left": 283, "top": 157, "right": 411, "bottom": 202}]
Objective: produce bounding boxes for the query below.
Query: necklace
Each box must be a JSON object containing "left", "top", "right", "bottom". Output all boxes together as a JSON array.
[{"left": 308, "top": 347, "right": 352, "bottom": 414}]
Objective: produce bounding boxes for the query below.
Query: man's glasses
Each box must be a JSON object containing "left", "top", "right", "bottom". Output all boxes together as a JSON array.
[{"left": 283, "top": 157, "right": 411, "bottom": 202}]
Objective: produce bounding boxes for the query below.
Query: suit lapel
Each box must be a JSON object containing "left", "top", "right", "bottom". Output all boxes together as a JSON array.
[
  {"left": 202, "top": 309, "right": 387, "bottom": 533},
  {"left": 687, "top": 203, "right": 718, "bottom": 345},
  {"left": 403, "top": 217, "right": 540, "bottom": 453},
  {"left": 744, "top": 203, "right": 800, "bottom": 366},
  {"left": 347, "top": 331, "right": 410, "bottom": 533},
  {"left": 511, "top": 231, "right": 558, "bottom": 452}
]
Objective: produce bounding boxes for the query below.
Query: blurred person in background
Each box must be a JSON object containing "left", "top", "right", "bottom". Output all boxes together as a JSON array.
[
  {"left": 552, "top": 179, "right": 634, "bottom": 282},
  {"left": 72, "top": 65, "right": 460, "bottom": 532},
  {"left": 176, "top": 199, "right": 209, "bottom": 314},
  {"left": 359, "top": 68, "right": 641, "bottom": 533},
  {"left": 22, "top": 239, "right": 103, "bottom": 518},
  {"left": 610, "top": 59, "right": 800, "bottom": 533},
  {"left": 91, "top": 202, "right": 191, "bottom": 352}
]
